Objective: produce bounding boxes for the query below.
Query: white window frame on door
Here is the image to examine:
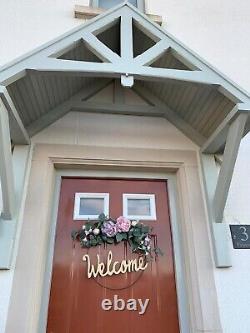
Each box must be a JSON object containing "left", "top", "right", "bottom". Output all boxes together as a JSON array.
[
  {"left": 90, "top": 0, "right": 145, "bottom": 12},
  {"left": 123, "top": 193, "right": 156, "bottom": 220},
  {"left": 73, "top": 193, "right": 109, "bottom": 220}
]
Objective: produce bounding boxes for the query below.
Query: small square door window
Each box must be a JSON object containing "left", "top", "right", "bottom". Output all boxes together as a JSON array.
[
  {"left": 73, "top": 193, "right": 109, "bottom": 220},
  {"left": 123, "top": 194, "right": 156, "bottom": 220}
]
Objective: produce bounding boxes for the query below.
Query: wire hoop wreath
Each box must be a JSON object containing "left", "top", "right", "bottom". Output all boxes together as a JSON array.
[{"left": 92, "top": 270, "right": 145, "bottom": 291}]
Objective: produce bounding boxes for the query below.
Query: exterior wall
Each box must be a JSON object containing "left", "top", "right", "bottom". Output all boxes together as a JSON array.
[{"left": 0, "top": 1, "right": 250, "bottom": 332}]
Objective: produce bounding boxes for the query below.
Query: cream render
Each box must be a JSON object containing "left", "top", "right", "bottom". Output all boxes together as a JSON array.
[{"left": 0, "top": 1, "right": 250, "bottom": 333}]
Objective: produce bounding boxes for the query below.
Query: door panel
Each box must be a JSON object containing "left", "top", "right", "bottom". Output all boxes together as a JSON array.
[{"left": 47, "top": 178, "right": 180, "bottom": 333}]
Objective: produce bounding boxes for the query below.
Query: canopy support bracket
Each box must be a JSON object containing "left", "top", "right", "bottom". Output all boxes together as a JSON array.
[{"left": 200, "top": 113, "right": 248, "bottom": 268}]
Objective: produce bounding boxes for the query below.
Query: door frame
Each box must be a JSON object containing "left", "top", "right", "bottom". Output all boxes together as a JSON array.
[
  {"left": 5, "top": 144, "right": 222, "bottom": 333},
  {"left": 39, "top": 168, "right": 190, "bottom": 333}
]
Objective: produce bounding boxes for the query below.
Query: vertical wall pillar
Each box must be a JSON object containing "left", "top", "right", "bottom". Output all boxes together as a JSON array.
[
  {"left": 0, "top": 145, "right": 30, "bottom": 269},
  {"left": 0, "top": 98, "right": 31, "bottom": 269},
  {"left": 200, "top": 153, "right": 232, "bottom": 267}
]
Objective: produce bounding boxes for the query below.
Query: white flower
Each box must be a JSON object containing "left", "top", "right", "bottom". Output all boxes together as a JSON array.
[
  {"left": 131, "top": 220, "right": 138, "bottom": 227},
  {"left": 83, "top": 238, "right": 88, "bottom": 242},
  {"left": 82, "top": 225, "right": 86, "bottom": 230},
  {"left": 147, "top": 246, "right": 151, "bottom": 250},
  {"left": 93, "top": 228, "right": 100, "bottom": 235},
  {"left": 85, "top": 228, "right": 92, "bottom": 235}
]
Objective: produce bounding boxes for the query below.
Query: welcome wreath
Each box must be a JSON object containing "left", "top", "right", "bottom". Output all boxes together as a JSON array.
[{"left": 71, "top": 213, "right": 163, "bottom": 259}]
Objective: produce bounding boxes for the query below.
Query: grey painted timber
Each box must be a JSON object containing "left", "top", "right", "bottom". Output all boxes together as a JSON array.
[
  {"left": 134, "top": 84, "right": 206, "bottom": 146},
  {"left": 0, "top": 146, "right": 30, "bottom": 269},
  {"left": 71, "top": 101, "right": 165, "bottom": 117},
  {"left": 0, "top": 86, "right": 30, "bottom": 144},
  {"left": 200, "top": 153, "right": 232, "bottom": 267},
  {"left": 0, "top": 3, "right": 249, "bottom": 103},
  {"left": 213, "top": 114, "right": 248, "bottom": 224},
  {"left": 27, "top": 79, "right": 111, "bottom": 136},
  {"left": 0, "top": 99, "right": 15, "bottom": 220}
]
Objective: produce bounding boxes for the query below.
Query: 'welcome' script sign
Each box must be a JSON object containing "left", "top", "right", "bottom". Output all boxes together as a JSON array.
[{"left": 83, "top": 250, "right": 148, "bottom": 278}]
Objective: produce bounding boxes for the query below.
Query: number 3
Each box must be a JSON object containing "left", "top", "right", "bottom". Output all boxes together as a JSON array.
[{"left": 239, "top": 226, "right": 249, "bottom": 242}]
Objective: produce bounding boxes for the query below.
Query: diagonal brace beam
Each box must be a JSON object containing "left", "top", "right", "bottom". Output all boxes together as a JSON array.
[
  {"left": 213, "top": 113, "right": 248, "bottom": 223},
  {"left": 0, "top": 97, "right": 15, "bottom": 220},
  {"left": 201, "top": 105, "right": 238, "bottom": 154},
  {"left": 82, "top": 33, "right": 121, "bottom": 63},
  {"left": 0, "top": 86, "right": 30, "bottom": 144},
  {"left": 134, "top": 40, "right": 170, "bottom": 66}
]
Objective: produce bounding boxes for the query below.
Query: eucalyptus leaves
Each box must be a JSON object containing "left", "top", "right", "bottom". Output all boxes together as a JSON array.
[{"left": 71, "top": 214, "right": 163, "bottom": 258}]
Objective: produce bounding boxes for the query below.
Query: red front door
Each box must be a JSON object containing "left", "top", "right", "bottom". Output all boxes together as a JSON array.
[{"left": 47, "top": 178, "right": 180, "bottom": 333}]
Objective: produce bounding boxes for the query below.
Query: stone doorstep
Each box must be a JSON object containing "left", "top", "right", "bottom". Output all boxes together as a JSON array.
[{"left": 74, "top": 5, "right": 163, "bottom": 25}]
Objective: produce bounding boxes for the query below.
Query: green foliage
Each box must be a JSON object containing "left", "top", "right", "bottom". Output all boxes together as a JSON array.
[
  {"left": 71, "top": 230, "right": 79, "bottom": 240},
  {"left": 71, "top": 214, "right": 163, "bottom": 258}
]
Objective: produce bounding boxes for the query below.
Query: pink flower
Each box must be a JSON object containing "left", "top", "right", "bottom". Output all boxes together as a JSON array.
[{"left": 116, "top": 216, "right": 131, "bottom": 233}]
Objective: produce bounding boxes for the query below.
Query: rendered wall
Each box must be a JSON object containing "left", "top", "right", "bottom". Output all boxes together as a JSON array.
[{"left": 0, "top": 1, "right": 250, "bottom": 332}]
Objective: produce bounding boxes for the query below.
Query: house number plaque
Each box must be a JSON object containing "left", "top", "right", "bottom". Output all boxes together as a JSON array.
[{"left": 230, "top": 225, "right": 250, "bottom": 249}]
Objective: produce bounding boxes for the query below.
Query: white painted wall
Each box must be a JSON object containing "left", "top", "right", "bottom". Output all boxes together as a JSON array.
[{"left": 0, "top": 1, "right": 250, "bottom": 332}]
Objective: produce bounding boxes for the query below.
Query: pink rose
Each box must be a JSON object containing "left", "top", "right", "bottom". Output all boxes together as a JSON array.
[{"left": 116, "top": 216, "right": 131, "bottom": 233}]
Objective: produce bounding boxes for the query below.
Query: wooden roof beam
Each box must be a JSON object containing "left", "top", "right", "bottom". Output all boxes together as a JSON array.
[
  {"left": 31, "top": 58, "right": 219, "bottom": 86},
  {"left": 200, "top": 113, "right": 249, "bottom": 268},
  {"left": 0, "top": 97, "right": 15, "bottom": 220},
  {"left": 71, "top": 101, "right": 165, "bottom": 117},
  {"left": 0, "top": 86, "right": 30, "bottom": 144},
  {"left": 201, "top": 103, "right": 250, "bottom": 153},
  {"left": 213, "top": 113, "right": 248, "bottom": 224}
]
